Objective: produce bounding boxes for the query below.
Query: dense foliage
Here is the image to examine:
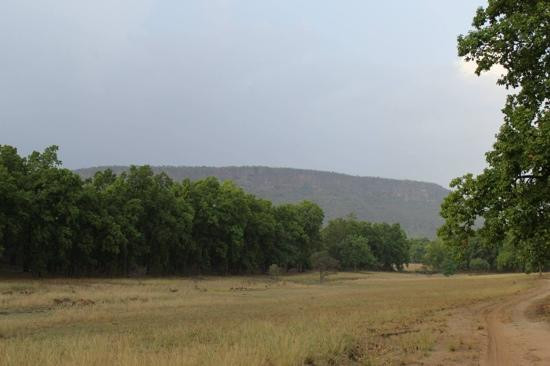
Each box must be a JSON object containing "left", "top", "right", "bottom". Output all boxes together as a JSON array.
[
  {"left": 0, "top": 145, "right": 326, "bottom": 276},
  {"left": 440, "top": 0, "right": 550, "bottom": 274},
  {"left": 77, "top": 165, "right": 448, "bottom": 239},
  {"left": 408, "top": 237, "right": 496, "bottom": 275},
  {"left": 0, "top": 145, "right": 418, "bottom": 277},
  {"left": 321, "top": 216, "right": 410, "bottom": 271}
]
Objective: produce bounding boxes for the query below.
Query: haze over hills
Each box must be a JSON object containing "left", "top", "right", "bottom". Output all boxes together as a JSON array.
[{"left": 76, "top": 166, "right": 449, "bottom": 238}]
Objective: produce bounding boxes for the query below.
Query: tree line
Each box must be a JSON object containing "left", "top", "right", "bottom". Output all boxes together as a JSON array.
[
  {"left": 409, "top": 232, "right": 549, "bottom": 276},
  {"left": 409, "top": 237, "right": 502, "bottom": 276},
  {"left": 0, "top": 145, "right": 412, "bottom": 277}
]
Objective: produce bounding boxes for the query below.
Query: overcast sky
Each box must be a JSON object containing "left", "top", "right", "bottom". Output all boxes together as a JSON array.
[{"left": 1, "top": 1, "right": 508, "bottom": 187}]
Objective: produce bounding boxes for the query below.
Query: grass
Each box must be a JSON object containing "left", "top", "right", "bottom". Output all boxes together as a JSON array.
[{"left": 0, "top": 272, "right": 536, "bottom": 366}]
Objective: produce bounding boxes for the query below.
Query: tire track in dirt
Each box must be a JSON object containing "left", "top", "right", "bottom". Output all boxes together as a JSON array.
[{"left": 481, "top": 279, "right": 550, "bottom": 366}]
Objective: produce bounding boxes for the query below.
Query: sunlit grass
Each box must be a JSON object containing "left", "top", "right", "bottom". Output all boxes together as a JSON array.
[{"left": 0, "top": 272, "right": 535, "bottom": 365}]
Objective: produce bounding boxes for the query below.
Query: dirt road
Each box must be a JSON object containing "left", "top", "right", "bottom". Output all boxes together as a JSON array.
[
  {"left": 482, "top": 279, "right": 550, "bottom": 366},
  {"left": 423, "top": 277, "right": 550, "bottom": 366}
]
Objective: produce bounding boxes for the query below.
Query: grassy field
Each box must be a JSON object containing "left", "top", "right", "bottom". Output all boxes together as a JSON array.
[{"left": 0, "top": 271, "right": 536, "bottom": 366}]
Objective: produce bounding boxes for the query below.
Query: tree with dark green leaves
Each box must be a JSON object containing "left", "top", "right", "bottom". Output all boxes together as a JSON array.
[
  {"left": 122, "top": 166, "right": 194, "bottom": 275},
  {"left": 0, "top": 144, "right": 419, "bottom": 277},
  {"left": 440, "top": 0, "right": 550, "bottom": 275},
  {"left": 321, "top": 216, "right": 364, "bottom": 250},
  {"left": 0, "top": 145, "right": 27, "bottom": 267},
  {"left": 293, "top": 201, "right": 325, "bottom": 271},
  {"left": 272, "top": 201, "right": 323, "bottom": 271},
  {"left": 242, "top": 196, "right": 277, "bottom": 273},
  {"left": 321, "top": 216, "right": 410, "bottom": 271},
  {"left": 330, "top": 235, "right": 375, "bottom": 271},
  {"left": 22, "top": 147, "right": 83, "bottom": 276},
  {"left": 365, "top": 223, "right": 410, "bottom": 271},
  {"left": 184, "top": 177, "right": 252, "bottom": 274}
]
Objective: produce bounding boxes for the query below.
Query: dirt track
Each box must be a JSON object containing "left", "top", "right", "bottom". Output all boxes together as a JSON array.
[
  {"left": 481, "top": 278, "right": 550, "bottom": 366},
  {"left": 423, "top": 277, "right": 550, "bottom": 366}
]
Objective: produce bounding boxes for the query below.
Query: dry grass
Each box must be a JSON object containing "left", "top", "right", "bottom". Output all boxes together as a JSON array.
[
  {"left": 527, "top": 294, "right": 550, "bottom": 324},
  {"left": 0, "top": 272, "right": 536, "bottom": 366}
]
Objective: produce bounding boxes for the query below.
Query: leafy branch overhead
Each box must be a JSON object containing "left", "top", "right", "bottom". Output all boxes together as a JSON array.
[{"left": 441, "top": 0, "right": 550, "bottom": 274}]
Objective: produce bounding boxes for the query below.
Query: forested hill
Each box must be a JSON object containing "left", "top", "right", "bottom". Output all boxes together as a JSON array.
[{"left": 76, "top": 166, "right": 449, "bottom": 238}]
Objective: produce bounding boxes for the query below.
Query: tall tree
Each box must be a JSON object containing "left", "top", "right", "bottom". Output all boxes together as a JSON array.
[
  {"left": 364, "top": 223, "right": 410, "bottom": 271},
  {"left": 440, "top": 0, "right": 550, "bottom": 274},
  {"left": 0, "top": 145, "right": 27, "bottom": 264},
  {"left": 123, "top": 166, "right": 194, "bottom": 275},
  {"left": 23, "top": 146, "right": 84, "bottom": 275}
]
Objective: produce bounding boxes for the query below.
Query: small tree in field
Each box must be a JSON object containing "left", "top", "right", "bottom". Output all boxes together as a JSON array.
[
  {"left": 268, "top": 264, "right": 282, "bottom": 280},
  {"left": 310, "top": 251, "right": 339, "bottom": 283}
]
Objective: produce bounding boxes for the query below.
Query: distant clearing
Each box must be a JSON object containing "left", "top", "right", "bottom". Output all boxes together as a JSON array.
[{"left": 0, "top": 272, "right": 540, "bottom": 366}]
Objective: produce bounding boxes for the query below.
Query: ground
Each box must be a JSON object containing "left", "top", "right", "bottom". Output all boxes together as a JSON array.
[{"left": 0, "top": 271, "right": 547, "bottom": 366}]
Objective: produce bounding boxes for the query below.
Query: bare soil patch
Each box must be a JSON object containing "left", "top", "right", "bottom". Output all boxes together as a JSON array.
[{"left": 423, "top": 277, "right": 550, "bottom": 366}]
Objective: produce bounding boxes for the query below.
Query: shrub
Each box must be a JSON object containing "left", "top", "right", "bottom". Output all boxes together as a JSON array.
[
  {"left": 469, "top": 258, "right": 490, "bottom": 272},
  {"left": 442, "top": 257, "right": 458, "bottom": 277},
  {"left": 268, "top": 264, "right": 282, "bottom": 280},
  {"left": 423, "top": 240, "right": 451, "bottom": 272},
  {"left": 332, "top": 235, "right": 376, "bottom": 271}
]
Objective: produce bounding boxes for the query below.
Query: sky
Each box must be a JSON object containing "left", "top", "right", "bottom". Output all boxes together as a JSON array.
[{"left": 0, "top": 1, "right": 508, "bottom": 187}]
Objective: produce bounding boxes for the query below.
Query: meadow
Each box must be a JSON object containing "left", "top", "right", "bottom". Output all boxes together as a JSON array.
[{"left": 0, "top": 271, "right": 536, "bottom": 366}]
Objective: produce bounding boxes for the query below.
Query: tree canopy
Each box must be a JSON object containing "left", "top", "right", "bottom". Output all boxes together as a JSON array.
[
  {"left": 440, "top": 0, "right": 550, "bottom": 274},
  {"left": 0, "top": 145, "right": 423, "bottom": 277},
  {"left": 0, "top": 145, "right": 326, "bottom": 276},
  {"left": 321, "top": 216, "right": 409, "bottom": 271}
]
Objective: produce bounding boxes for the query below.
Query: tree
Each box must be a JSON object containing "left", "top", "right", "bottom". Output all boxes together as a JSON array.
[
  {"left": 22, "top": 147, "right": 84, "bottom": 276},
  {"left": 441, "top": 0, "right": 550, "bottom": 275},
  {"left": 271, "top": 201, "right": 323, "bottom": 272},
  {"left": 321, "top": 216, "right": 363, "bottom": 248},
  {"left": 0, "top": 144, "right": 333, "bottom": 277},
  {"left": 321, "top": 216, "right": 412, "bottom": 271},
  {"left": 310, "top": 251, "right": 339, "bottom": 283},
  {"left": 457, "top": 0, "right": 549, "bottom": 110},
  {"left": 409, "top": 238, "right": 429, "bottom": 263},
  {"left": 185, "top": 178, "right": 253, "bottom": 274},
  {"left": 328, "top": 235, "right": 375, "bottom": 271},
  {"left": 294, "top": 201, "right": 324, "bottom": 271},
  {"left": 496, "top": 238, "right": 522, "bottom": 272},
  {"left": 0, "top": 145, "right": 27, "bottom": 266},
  {"left": 364, "top": 223, "right": 410, "bottom": 271},
  {"left": 423, "top": 240, "right": 456, "bottom": 275},
  {"left": 243, "top": 196, "right": 277, "bottom": 272}
]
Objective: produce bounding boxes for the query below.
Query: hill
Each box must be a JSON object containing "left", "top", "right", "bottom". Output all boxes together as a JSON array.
[{"left": 76, "top": 166, "right": 449, "bottom": 238}]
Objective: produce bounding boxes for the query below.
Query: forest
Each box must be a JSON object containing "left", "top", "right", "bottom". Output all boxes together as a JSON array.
[
  {"left": 0, "top": 144, "right": 411, "bottom": 277},
  {"left": 76, "top": 165, "right": 448, "bottom": 239}
]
